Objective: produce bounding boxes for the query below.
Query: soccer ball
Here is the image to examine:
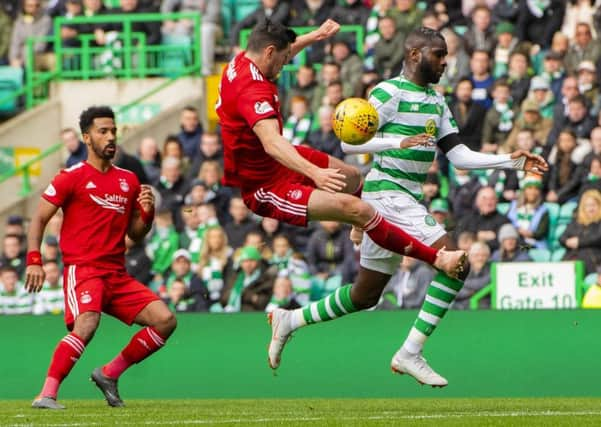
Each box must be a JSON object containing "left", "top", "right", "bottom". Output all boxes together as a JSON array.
[{"left": 332, "top": 98, "right": 379, "bottom": 145}]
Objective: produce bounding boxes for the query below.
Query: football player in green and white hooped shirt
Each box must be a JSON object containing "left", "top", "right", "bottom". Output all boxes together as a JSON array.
[{"left": 268, "top": 27, "right": 549, "bottom": 387}]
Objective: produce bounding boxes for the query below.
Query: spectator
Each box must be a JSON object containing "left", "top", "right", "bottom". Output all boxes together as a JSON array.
[
  {"left": 58, "top": 0, "right": 84, "bottom": 48},
  {"left": 453, "top": 241, "right": 491, "bottom": 309},
  {"left": 283, "top": 96, "right": 314, "bottom": 146},
  {"left": 158, "top": 248, "right": 196, "bottom": 298},
  {"left": 156, "top": 156, "right": 189, "bottom": 222},
  {"left": 322, "top": 80, "right": 344, "bottom": 110},
  {"left": 575, "top": 155, "right": 601, "bottom": 200},
  {"left": 113, "top": 145, "right": 149, "bottom": 184},
  {"left": 507, "top": 175, "right": 550, "bottom": 249},
  {"left": 457, "top": 231, "right": 476, "bottom": 253},
  {"left": 448, "top": 167, "right": 483, "bottom": 218},
  {"left": 286, "top": 65, "right": 318, "bottom": 117},
  {"left": 0, "top": 6, "right": 12, "bottom": 64},
  {"left": 162, "top": 135, "right": 190, "bottom": 176},
  {"left": 421, "top": 173, "right": 441, "bottom": 209},
  {"left": 507, "top": 51, "right": 532, "bottom": 107},
  {"left": 438, "top": 28, "right": 470, "bottom": 95},
  {"left": 162, "top": 278, "right": 206, "bottom": 312},
  {"left": 502, "top": 99, "right": 553, "bottom": 154},
  {"left": 231, "top": 0, "right": 289, "bottom": 48},
  {"left": 177, "top": 106, "right": 203, "bottom": 160},
  {"left": 198, "top": 226, "right": 232, "bottom": 310},
  {"left": 0, "top": 266, "right": 32, "bottom": 314},
  {"left": 146, "top": 206, "right": 180, "bottom": 287},
  {"left": 490, "top": 223, "right": 532, "bottom": 262},
  {"left": 5, "top": 215, "right": 25, "bottom": 241},
  {"left": 469, "top": 50, "right": 494, "bottom": 110},
  {"left": 223, "top": 196, "right": 259, "bottom": 249},
  {"left": 377, "top": 256, "right": 433, "bottom": 309},
  {"left": 491, "top": 22, "right": 518, "bottom": 79},
  {"left": 178, "top": 204, "right": 202, "bottom": 266},
  {"left": 492, "top": 0, "right": 519, "bottom": 23},
  {"left": 124, "top": 235, "right": 153, "bottom": 286},
  {"left": 540, "top": 50, "right": 566, "bottom": 102},
  {"left": 449, "top": 78, "right": 486, "bottom": 151},
  {"left": 329, "top": 39, "right": 363, "bottom": 99},
  {"left": 184, "top": 179, "right": 210, "bottom": 206},
  {"left": 32, "top": 260, "right": 64, "bottom": 315},
  {"left": 389, "top": 0, "right": 424, "bottom": 37},
  {"left": 582, "top": 266, "right": 601, "bottom": 308},
  {"left": 526, "top": 76, "right": 555, "bottom": 119},
  {"left": 112, "top": 0, "right": 161, "bottom": 45},
  {"left": 564, "top": 22, "right": 601, "bottom": 75},
  {"left": 221, "top": 245, "right": 277, "bottom": 312},
  {"left": 270, "top": 234, "right": 294, "bottom": 271},
  {"left": 287, "top": 0, "right": 334, "bottom": 62},
  {"left": 482, "top": 78, "right": 515, "bottom": 153},
  {"left": 547, "top": 95, "right": 595, "bottom": 148},
  {"left": 576, "top": 61, "right": 599, "bottom": 113},
  {"left": 0, "top": 234, "right": 25, "bottom": 279},
  {"left": 579, "top": 127, "right": 601, "bottom": 172},
  {"left": 516, "top": 0, "right": 565, "bottom": 50},
  {"left": 552, "top": 76, "right": 580, "bottom": 131},
  {"left": 305, "top": 221, "right": 356, "bottom": 285},
  {"left": 455, "top": 186, "right": 510, "bottom": 252},
  {"left": 78, "top": 0, "right": 112, "bottom": 45},
  {"left": 421, "top": 10, "right": 444, "bottom": 31},
  {"left": 264, "top": 276, "right": 301, "bottom": 312},
  {"left": 161, "top": 0, "right": 221, "bottom": 75},
  {"left": 196, "top": 160, "right": 231, "bottom": 221},
  {"left": 259, "top": 217, "right": 283, "bottom": 248},
  {"left": 373, "top": 15, "right": 405, "bottom": 80},
  {"left": 311, "top": 61, "right": 341, "bottom": 114},
  {"left": 41, "top": 235, "right": 61, "bottom": 265},
  {"left": 137, "top": 136, "right": 161, "bottom": 184},
  {"left": 306, "top": 105, "right": 344, "bottom": 159},
  {"left": 61, "top": 128, "right": 86, "bottom": 167},
  {"left": 9, "top": 0, "right": 52, "bottom": 69},
  {"left": 560, "top": 189, "right": 601, "bottom": 274},
  {"left": 364, "top": 0, "right": 395, "bottom": 68},
  {"left": 330, "top": 0, "right": 370, "bottom": 28},
  {"left": 562, "top": 0, "right": 597, "bottom": 40},
  {"left": 429, "top": 198, "right": 453, "bottom": 232},
  {"left": 463, "top": 5, "right": 495, "bottom": 56},
  {"left": 547, "top": 129, "right": 581, "bottom": 204},
  {"left": 187, "top": 131, "right": 223, "bottom": 179}
]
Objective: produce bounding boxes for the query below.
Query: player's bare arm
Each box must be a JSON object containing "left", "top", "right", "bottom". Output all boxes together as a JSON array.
[
  {"left": 127, "top": 184, "right": 155, "bottom": 242},
  {"left": 289, "top": 19, "right": 340, "bottom": 58},
  {"left": 253, "top": 118, "right": 347, "bottom": 193},
  {"left": 25, "top": 198, "right": 59, "bottom": 293}
]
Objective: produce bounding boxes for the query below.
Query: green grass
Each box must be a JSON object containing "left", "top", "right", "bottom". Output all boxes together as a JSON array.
[{"left": 2, "top": 398, "right": 601, "bottom": 426}]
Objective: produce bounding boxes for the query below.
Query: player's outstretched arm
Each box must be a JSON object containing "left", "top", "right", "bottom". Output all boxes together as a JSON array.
[
  {"left": 290, "top": 19, "right": 340, "bottom": 58},
  {"left": 341, "top": 134, "right": 435, "bottom": 154},
  {"left": 253, "top": 118, "right": 347, "bottom": 193},
  {"left": 128, "top": 184, "right": 155, "bottom": 242},
  {"left": 25, "top": 198, "right": 59, "bottom": 293}
]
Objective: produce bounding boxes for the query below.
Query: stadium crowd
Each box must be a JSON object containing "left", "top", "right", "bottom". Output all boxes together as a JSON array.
[{"left": 3, "top": 0, "right": 601, "bottom": 314}]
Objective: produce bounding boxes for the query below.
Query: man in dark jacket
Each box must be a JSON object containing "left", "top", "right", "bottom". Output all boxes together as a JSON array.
[
  {"left": 231, "top": 0, "right": 289, "bottom": 47},
  {"left": 449, "top": 78, "right": 486, "bottom": 151},
  {"left": 177, "top": 105, "right": 203, "bottom": 160}
]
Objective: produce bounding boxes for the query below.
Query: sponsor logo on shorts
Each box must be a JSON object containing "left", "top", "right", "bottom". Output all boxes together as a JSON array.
[
  {"left": 119, "top": 178, "right": 129, "bottom": 192},
  {"left": 80, "top": 291, "right": 92, "bottom": 304},
  {"left": 288, "top": 189, "right": 303, "bottom": 200},
  {"left": 44, "top": 184, "right": 57, "bottom": 197},
  {"left": 255, "top": 101, "right": 274, "bottom": 115},
  {"left": 425, "top": 215, "right": 437, "bottom": 226}
]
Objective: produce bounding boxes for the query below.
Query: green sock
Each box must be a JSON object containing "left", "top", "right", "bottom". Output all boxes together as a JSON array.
[
  {"left": 290, "top": 284, "right": 358, "bottom": 330},
  {"left": 403, "top": 272, "right": 464, "bottom": 354}
]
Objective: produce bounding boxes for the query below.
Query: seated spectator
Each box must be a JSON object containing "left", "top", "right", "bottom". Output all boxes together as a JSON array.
[
  {"left": 438, "top": 28, "right": 470, "bottom": 96},
  {"left": 0, "top": 234, "right": 25, "bottom": 279},
  {"left": 155, "top": 156, "right": 190, "bottom": 226},
  {"left": 463, "top": 5, "right": 495, "bottom": 56},
  {"left": 198, "top": 226, "right": 232, "bottom": 311},
  {"left": 184, "top": 179, "right": 209, "bottom": 206},
  {"left": 330, "top": 0, "right": 370, "bottom": 28},
  {"left": 270, "top": 234, "right": 294, "bottom": 271},
  {"left": 507, "top": 175, "right": 549, "bottom": 249},
  {"left": 307, "top": 105, "right": 343, "bottom": 159},
  {"left": 221, "top": 245, "right": 277, "bottom": 312},
  {"left": 491, "top": 22, "right": 519, "bottom": 79},
  {"left": 76, "top": 0, "right": 112, "bottom": 46},
  {"left": 449, "top": 78, "right": 487, "bottom": 151},
  {"left": 429, "top": 198, "right": 453, "bottom": 232},
  {"left": 311, "top": 61, "right": 341, "bottom": 114},
  {"left": 455, "top": 186, "right": 510, "bottom": 252},
  {"left": 231, "top": 0, "right": 289, "bottom": 50},
  {"left": 138, "top": 136, "right": 161, "bottom": 184},
  {"left": 373, "top": 15, "right": 405, "bottom": 80},
  {"left": 112, "top": 0, "right": 161, "bottom": 45},
  {"left": 421, "top": 173, "right": 441, "bottom": 209},
  {"left": 491, "top": 224, "right": 532, "bottom": 262},
  {"left": 454, "top": 241, "right": 491, "bottom": 309},
  {"left": 283, "top": 96, "right": 314, "bottom": 146},
  {"left": 482, "top": 78, "right": 515, "bottom": 153},
  {"left": 562, "top": 0, "right": 597, "bottom": 40},
  {"left": 540, "top": 50, "right": 566, "bottom": 101},
  {"left": 546, "top": 129, "right": 580, "bottom": 204},
  {"left": 0, "top": 6, "right": 12, "bottom": 65},
  {"left": 0, "top": 265, "right": 32, "bottom": 314},
  {"left": 124, "top": 235, "right": 153, "bottom": 286},
  {"left": 158, "top": 249, "right": 196, "bottom": 297},
  {"left": 146, "top": 206, "right": 180, "bottom": 288},
  {"left": 286, "top": 65, "right": 318, "bottom": 117},
  {"left": 287, "top": 0, "right": 333, "bottom": 63},
  {"left": 113, "top": 145, "right": 149, "bottom": 184},
  {"left": 177, "top": 106, "right": 203, "bottom": 160},
  {"left": 264, "top": 276, "right": 301, "bottom": 313},
  {"left": 526, "top": 76, "right": 555, "bottom": 119},
  {"left": 576, "top": 155, "right": 601, "bottom": 200},
  {"left": 58, "top": 0, "right": 84, "bottom": 48},
  {"left": 506, "top": 51, "right": 531, "bottom": 107},
  {"left": 502, "top": 99, "right": 553, "bottom": 154},
  {"left": 41, "top": 235, "right": 61, "bottom": 265},
  {"left": 61, "top": 128, "right": 86, "bottom": 168},
  {"left": 577, "top": 61, "right": 600, "bottom": 115},
  {"left": 470, "top": 50, "right": 494, "bottom": 110},
  {"left": 162, "top": 135, "right": 190, "bottom": 176},
  {"left": 32, "top": 260, "right": 64, "bottom": 315},
  {"left": 224, "top": 196, "right": 259, "bottom": 250},
  {"left": 377, "top": 256, "right": 434, "bottom": 309},
  {"left": 306, "top": 221, "right": 356, "bottom": 285},
  {"left": 564, "top": 22, "right": 601, "bottom": 75},
  {"left": 196, "top": 160, "right": 231, "bottom": 221},
  {"left": 582, "top": 266, "right": 601, "bottom": 308},
  {"left": 448, "top": 167, "right": 482, "bottom": 218},
  {"left": 237, "top": 229, "right": 272, "bottom": 261},
  {"left": 560, "top": 189, "right": 601, "bottom": 274},
  {"left": 548, "top": 95, "right": 595, "bottom": 148},
  {"left": 329, "top": 39, "right": 363, "bottom": 99},
  {"left": 187, "top": 131, "right": 223, "bottom": 179},
  {"left": 516, "top": 0, "right": 565, "bottom": 50},
  {"left": 5, "top": 215, "right": 25, "bottom": 241},
  {"left": 163, "top": 278, "right": 207, "bottom": 312},
  {"left": 9, "top": 0, "right": 52, "bottom": 70},
  {"left": 389, "top": 0, "right": 424, "bottom": 36},
  {"left": 259, "top": 217, "right": 283, "bottom": 248},
  {"left": 457, "top": 231, "right": 476, "bottom": 253},
  {"left": 178, "top": 204, "right": 203, "bottom": 266}
]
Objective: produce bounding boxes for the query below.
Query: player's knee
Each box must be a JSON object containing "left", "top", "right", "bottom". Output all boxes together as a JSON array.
[
  {"left": 158, "top": 311, "right": 177, "bottom": 335},
  {"left": 72, "top": 312, "right": 100, "bottom": 342},
  {"left": 339, "top": 197, "right": 373, "bottom": 225}
]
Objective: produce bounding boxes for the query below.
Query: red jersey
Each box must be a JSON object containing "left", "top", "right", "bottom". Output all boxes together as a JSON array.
[
  {"left": 216, "top": 52, "right": 284, "bottom": 190},
  {"left": 42, "top": 161, "right": 140, "bottom": 269}
]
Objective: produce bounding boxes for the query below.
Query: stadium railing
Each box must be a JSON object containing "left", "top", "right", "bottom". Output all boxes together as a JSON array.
[{"left": 0, "top": 12, "right": 202, "bottom": 111}]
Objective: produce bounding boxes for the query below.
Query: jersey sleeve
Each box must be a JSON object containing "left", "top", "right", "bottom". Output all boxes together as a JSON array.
[
  {"left": 237, "top": 82, "right": 279, "bottom": 129},
  {"left": 437, "top": 97, "right": 459, "bottom": 141},
  {"left": 368, "top": 82, "right": 398, "bottom": 131},
  {"left": 41, "top": 170, "right": 73, "bottom": 207}
]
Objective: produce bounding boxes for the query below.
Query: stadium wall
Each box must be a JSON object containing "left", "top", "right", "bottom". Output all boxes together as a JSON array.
[{"left": 2, "top": 310, "right": 599, "bottom": 400}]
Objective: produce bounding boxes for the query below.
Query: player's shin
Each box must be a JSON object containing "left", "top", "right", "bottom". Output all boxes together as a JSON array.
[
  {"left": 402, "top": 272, "right": 464, "bottom": 354},
  {"left": 103, "top": 327, "right": 167, "bottom": 379},
  {"left": 289, "top": 284, "right": 358, "bottom": 330},
  {"left": 40, "top": 333, "right": 87, "bottom": 398}
]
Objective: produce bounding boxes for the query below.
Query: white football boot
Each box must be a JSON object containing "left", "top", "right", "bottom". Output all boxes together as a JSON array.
[
  {"left": 391, "top": 348, "right": 448, "bottom": 387},
  {"left": 267, "top": 308, "right": 294, "bottom": 370}
]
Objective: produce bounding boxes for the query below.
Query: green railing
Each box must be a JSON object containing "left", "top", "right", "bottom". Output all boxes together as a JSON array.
[
  {"left": 0, "top": 12, "right": 202, "bottom": 110},
  {"left": 0, "top": 62, "right": 200, "bottom": 196}
]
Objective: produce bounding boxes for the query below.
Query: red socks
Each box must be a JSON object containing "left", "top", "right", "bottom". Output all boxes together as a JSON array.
[
  {"left": 363, "top": 212, "right": 438, "bottom": 265},
  {"left": 41, "top": 333, "right": 86, "bottom": 398},
  {"left": 103, "top": 327, "right": 166, "bottom": 379}
]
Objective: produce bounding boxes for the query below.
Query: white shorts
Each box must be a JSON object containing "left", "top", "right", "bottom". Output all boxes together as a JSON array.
[{"left": 360, "top": 192, "right": 446, "bottom": 275}]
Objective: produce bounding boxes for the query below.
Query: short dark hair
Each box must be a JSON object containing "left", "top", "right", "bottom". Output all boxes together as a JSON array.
[
  {"left": 492, "top": 77, "right": 510, "bottom": 90},
  {"left": 569, "top": 94, "right": 589, "bottom": 107},
  {"left": 79, "top": 106, "right": 115, "bottom": 134},
  {"left": 404, "top": 26, "right": 445, "bottom": 52},
  {"left": 247, "top": 19, "right": 297, "bottom": 53},
  {"left": 183, "top": 105, "right": 198, "bottom": 114}
]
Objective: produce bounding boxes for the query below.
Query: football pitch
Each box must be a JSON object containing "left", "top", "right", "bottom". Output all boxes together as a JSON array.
[{"left": 2, "top": 398, "right": 601, "bottom": 426}]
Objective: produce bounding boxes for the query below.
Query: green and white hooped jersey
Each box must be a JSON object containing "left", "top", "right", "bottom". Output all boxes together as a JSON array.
[{"left": 365, "top": 76, "right": 458, "bottom": 201}]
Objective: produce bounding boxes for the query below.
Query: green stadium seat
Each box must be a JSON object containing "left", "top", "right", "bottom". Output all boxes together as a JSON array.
[
  {"left": 558, "top": 201, "right": 577, "bottom": 225},
  {"left": 0, "top": 66, "right": 23, "bottom": 115},
  {"left": 221, "top": 1, "right": 234, "bottom": 38},
  {"left": 497, "top": 202, "right": 510, "bottom": 215},
  {"left": 544, "top": 202, "right": 560, "bottom": 229},
  {"left": 528, "top": 248, "right": 551, "bottom": 262},
  {"left": 584, "top": 273, "right": 598, "bottom": 286},
  {"left": 551, "top": 247, "right": 566, "bottom": 262},
  {"left": 160, "top": 34, "right": 192, "bottom": 77},
  {"left": 550, "top": 223, "right": 568, "bottom": 250}
]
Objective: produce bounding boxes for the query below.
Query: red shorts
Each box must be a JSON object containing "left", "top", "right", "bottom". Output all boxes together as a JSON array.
[
  {"left": 242, "top": 146, "right": 330, "bottom": 227},
  {"left": 62, "top": 264, "right": 160, "bottom": 329}
]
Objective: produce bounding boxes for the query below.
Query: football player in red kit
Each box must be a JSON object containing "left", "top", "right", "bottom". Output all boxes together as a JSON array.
[{"left": 25, "top": 106, "right": 176, "bottom": 409}]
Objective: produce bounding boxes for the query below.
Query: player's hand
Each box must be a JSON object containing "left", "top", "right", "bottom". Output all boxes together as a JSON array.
[
  {"left": 25, "top": 265, "right": 45, "bottom": 293},
  {"left": 510, "top": 150, "right": 549, "bottom": 175},
  {"left": 401, "top": 133, "right": 435, "bottom": 149},
  {"left": 350, "top": 226, "right": 364, "bottom": 246},
  {"left": 312, "top": 19, "right": 340, "bottom": 41},
  {"left": 137, "top": 185, "right": 155, "bottom": 213},
  {"left": 312, "top": 167, "right": 347, "bottom": 193}
]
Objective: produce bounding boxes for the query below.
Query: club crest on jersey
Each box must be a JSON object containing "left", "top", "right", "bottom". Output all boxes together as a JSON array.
[
  {"left": 288, "top": 189, "right": 303, "bottom": 200},
  {"left": 425, "top": 119, "right": 437, "bottom": 137},
  {"left": 255, "top": 101, "right": 274, "bottom": 115},
  {"left": 80, "top": 291, "right": 92, "bottom": 304},
  {"left": 44, "top": 184, "right": 56, "bottom": 197},
  {"left": 119, "top": 178, "right": 129, "bottom": 192}
]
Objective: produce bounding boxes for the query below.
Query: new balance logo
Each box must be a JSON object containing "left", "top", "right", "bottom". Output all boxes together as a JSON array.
[{"left": 86, "top": 181, "right": 97, "bottom": 189}]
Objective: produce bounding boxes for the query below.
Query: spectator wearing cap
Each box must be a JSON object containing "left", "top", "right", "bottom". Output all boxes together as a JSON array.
[
  {"left": 328, "top": 38, "right": 363, "bottom": 99},
  {"left": 507, "top": 175, "right": 549, "bottom": 249},
  {"left": 482, "top": 78, "right": 515, "bottom": 153},
  {"left": 221, "top": 245, "right": 277, "bottom": 312},
  {"left": 429, "top": 198, "right": 453, "bottom": 231},
  {"left": 449, "top": 78, "right": 487, "bottom": 151},
  {"left": 373, "top": 16, "right": 405, "bottom": 80},
  {"left": 438, "top": 28, "right": 470, "bottom": 96},
  {"left": 463, "top": 5, "right": 495, "bottom": 56},
  {"left": 515, "top": 0, "right": 565, "bottom": 50},
  {"left": 158, "top": 248, "right": 200, "bottom": 299},
  {"left": 526, "top": 76, "right": 554, "bottom": 119},
  {"left": 491, "top": 21, "right": 518, "bottom": 79},
  {"left": 502, "top": 98, "right": 552, "bottom": 154},
  {"left": 0, "top": 234, "right": 25, "bottom": 279},
  {"left": 565, "top": 22, "right": 601, "bottom": 75},
  {"left": 540, "top": 50, "right": 566, "bottom": 101},
  {"left": 576, "top": 60, "right": 599, "bottom": 113},
  {"left": 491, "top": 224, "right": 532, "bottom": 262}
]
